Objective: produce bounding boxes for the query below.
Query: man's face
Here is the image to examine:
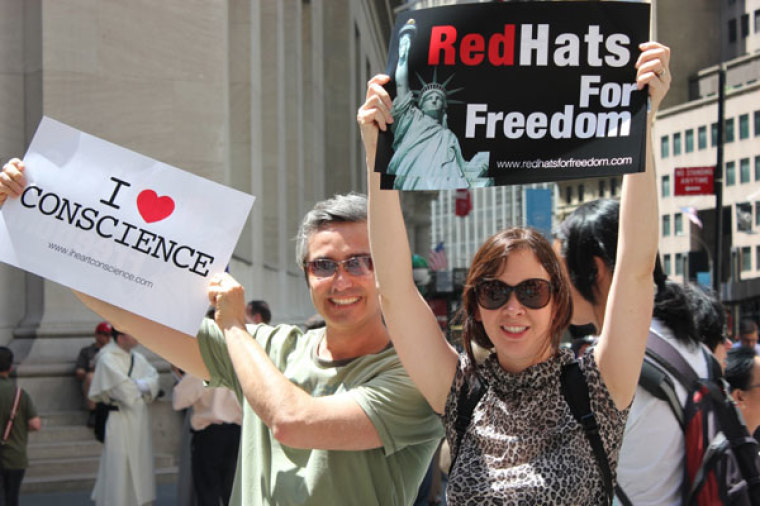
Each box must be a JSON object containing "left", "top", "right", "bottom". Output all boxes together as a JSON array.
[
  {"left": 740, "top": 329, "right": 759, "bottom": 349},
  {"left": 304, "top": 222, "right": 381, "bottom": 333},
  {"left": 739, "top": 357, "right": 760, "bottom": 435},
  {"left": 117, "top": 333, "right": 139, "bottom": 351},
  {"left": 94, "top": 332, "right": 110, "bottom": 348}
]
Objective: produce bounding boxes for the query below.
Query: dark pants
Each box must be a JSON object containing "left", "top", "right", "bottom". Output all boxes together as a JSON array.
[
  {"left": 191, "top": 423, "right": 241, "bottom": 506},
  {"left": 0, "top": 468, "right": 25, "bottom": 506}
]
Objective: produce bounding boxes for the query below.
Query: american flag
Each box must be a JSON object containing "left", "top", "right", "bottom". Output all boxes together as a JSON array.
[
  {"left": 428, "top": 242, "right": 448, "bottom": 272},
  {"left": 680, "top": 206, "right": 703, "bottom": 229}
]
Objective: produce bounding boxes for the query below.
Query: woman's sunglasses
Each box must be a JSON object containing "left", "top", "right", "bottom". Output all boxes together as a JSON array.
[
  {"left": 303, "top": 255, "right": 374, "bottom": 278},
  {"left": 475, "top": 278, "right": 553, "bottom": 310}
]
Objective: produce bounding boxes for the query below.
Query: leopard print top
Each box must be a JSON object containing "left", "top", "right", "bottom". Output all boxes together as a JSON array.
[{"left": 443, "top": 348, "right": 629, "bottom": 505}]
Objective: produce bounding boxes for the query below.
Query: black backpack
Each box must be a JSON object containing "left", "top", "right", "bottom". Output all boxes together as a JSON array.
[
  {"left": 450, "top": 359, "right": 614, "bottom": 505},
  {"left": 616, "top": 332, "right": 760, "bottom": 506}
]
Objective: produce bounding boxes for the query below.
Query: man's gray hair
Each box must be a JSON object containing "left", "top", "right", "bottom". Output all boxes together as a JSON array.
[{"left": 295, "top": 192, "right": 368, "bottom": 266}]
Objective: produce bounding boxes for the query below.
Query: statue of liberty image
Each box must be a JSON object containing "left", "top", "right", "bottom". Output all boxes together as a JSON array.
[{"left": 389, "top": 19, "right": 493, "bottom": 190}]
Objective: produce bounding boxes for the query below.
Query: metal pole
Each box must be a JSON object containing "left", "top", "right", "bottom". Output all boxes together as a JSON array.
[{"left": 713, "top": 65, "right": 725, "bottom": 299}]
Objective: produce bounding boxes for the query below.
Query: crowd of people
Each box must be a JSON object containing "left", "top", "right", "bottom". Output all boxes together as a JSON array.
[{"left": 1, "top": 29, "right": 759, "bottom": 506}]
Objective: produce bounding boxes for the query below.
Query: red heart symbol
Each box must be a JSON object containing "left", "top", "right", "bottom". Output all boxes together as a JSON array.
[{"left": 136, "top": 190, "right": 175, "bottom": 223}]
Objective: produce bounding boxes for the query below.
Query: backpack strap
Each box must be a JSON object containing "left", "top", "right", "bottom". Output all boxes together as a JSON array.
[
  {"left": 2, "top": 387, "right": 23, "bottom": 443},
  {"left": 644, "top": 332, "right": 700, "bottom": 389},
  {"left": 449, "top": 372, "right": 486, "bottom": 475},
  {"left": 560, "top": 360, "right": 613, "bottom": 505},
  {"left": 639, "top": 358, "right": 685, "bottom": 429}
]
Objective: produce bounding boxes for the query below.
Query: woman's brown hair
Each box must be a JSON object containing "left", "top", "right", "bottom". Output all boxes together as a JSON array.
[{"left": 456, "top": 227, "right": 573, "bottom": 368}]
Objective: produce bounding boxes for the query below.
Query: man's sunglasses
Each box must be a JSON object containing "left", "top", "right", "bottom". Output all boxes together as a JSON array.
[
  {"left": 303, "top": 255, "right": 374, "bottom": 278},
  {"left": 475, "top": 278, "right": 553, "bottom": 310}
]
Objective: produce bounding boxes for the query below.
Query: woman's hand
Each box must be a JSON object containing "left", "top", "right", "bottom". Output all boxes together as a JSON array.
[{"left": 635, "top": 41, "right": 671, "bottom": 116}]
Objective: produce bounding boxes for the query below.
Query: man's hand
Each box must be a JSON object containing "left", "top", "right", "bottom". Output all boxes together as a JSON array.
[
  {"left": 0, "top": 158, "right": 27, "bottom": 207},
  {"left": 208, "top": 273, "right": 248, "bottom": 332}
]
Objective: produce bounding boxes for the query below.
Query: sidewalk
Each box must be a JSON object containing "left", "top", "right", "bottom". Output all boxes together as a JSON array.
[{"left": 21, "top": 481, "right": 177, "bottom": 506}]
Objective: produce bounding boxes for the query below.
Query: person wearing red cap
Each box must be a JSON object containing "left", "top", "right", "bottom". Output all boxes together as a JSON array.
[{"left": 75, "top": 322, "right": 112, "bottom": 427}]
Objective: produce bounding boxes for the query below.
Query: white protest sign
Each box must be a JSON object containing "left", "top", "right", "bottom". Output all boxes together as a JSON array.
[{"left": 0, "top": 117, "right": 255, "bottom": 335}]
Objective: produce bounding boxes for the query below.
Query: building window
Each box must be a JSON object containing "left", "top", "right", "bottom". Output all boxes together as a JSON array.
[
  {"left": 755, "top": 111, "right": 760, "bottom": 136},
  {"left": 673, "top": 132, "right": 682, "bottom": 155},
  {"left": 662, "top": 215, "right": 671, "bottom": 236},
  {"left": 757, "top": 247, "right": 760, "bottom": 273},
  {"left": 755, "top": 9, "right": 760, "bottom": 33},
  {"left": 741, "top": 14, "right": 749, "bottom": 37},
  {"left": 738, "top": 202, "right": 753, "bottom": 232},
  {"left": 578, "top": 184, "right": 585, "bottom": 203},
  {"left": 726, "top": 161, "right": 736, "bottom": 186},
  {"left": 756, "top": 202, "right": 760, "bottom": 227},
  {"left": 756, "top": 155, "right": 760, "bottom": 181},
  {"left": 660, "top": 135, "right": 669, "bottom": 158},
  {"left": 711, "top": 122, "right": 718, "bottom": 146},
  {"left": 661, "top": 175, "right": 670, "bottom": 197},
  {"left": 742, "top": 246, "right": 752, "bottom": 272},
  {"left": 685, "top": 129, "right": 694, "bottom": 153},
  {"left": 676, "top": 253, "right": 684, "bottom": 276},
  {"left": 741, "top": 158, "right": 751, "bottom": 184},
  {"left": 728, "top": 18, "right": 737, "bottom": 43},
  {"left": 740, "top": 114, "right": 750, "bottom": 139},
  {"left": 610, "top": 178, "right": 617, "bottom": 197},
  {"left": 565, "top": 186, "right": 572, "bottom": 204},
  {"left": 598, "top": 179, "right": 606, "bottom": 197},
  {"left": 698, "top": 125, "right": 707, "bottom": 150},
  {"left": 726, "top": 118, "right": 735, "bottom": 143},
  {"left": 675, "top": 213, "right": 683, "bottom": 235},
  {"left": 664, "top": 254, "right": 672, "bottom": 275}
]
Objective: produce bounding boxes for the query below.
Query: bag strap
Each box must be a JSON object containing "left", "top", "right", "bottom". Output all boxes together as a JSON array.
[
  {"left": 560, "top": 360, "right": 613, "bottom": 505},
  {"left": 644, "top": 332, "right": 701, "bottom": 389},
  {"left": 639, "top": 358, "right": 685, "bottom": 429},
  {"left": 2, "top": 387, "right": 23, "bottom": 443},
  {"left": 449, "top": 372, "right": 486, "bottom": 475}
]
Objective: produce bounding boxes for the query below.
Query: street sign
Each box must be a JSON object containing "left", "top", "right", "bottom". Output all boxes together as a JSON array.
[{"left": 674, "top": 166, "right": 715, "bottom": 196}]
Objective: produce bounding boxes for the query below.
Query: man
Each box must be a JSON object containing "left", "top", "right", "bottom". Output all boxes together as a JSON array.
[
  {"left": 173, "top": 370, "right": 242, "bottom": 506},
  {"left": 733, "top": 318, "right": 760, "bottom": 354},
  {"left": 725, "top": 347, "right": 760, "bottom": 439},
  {"left": 75, "top": 321, "right": 112, "bottom": 426},
  {"left": 0, "top": 163, "right": 442, "bottom": 506},
  {"left": 0, "top": 347, "right": 41, "bottom": 506},
  {"left": 245, "top": 299, "right": 271, "bottom": 324},
  {"left": 88, "top": 328, "right": 160, "bottom": 506}
]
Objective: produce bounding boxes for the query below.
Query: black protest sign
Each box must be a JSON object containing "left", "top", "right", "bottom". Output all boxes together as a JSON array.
[{"left": 374, "top": 1, "right": 650, "bottom": 190}]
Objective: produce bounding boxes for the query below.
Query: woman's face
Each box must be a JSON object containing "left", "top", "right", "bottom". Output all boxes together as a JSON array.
[{"left": 475, "top": 248, "right": 554, "bottom": 373}]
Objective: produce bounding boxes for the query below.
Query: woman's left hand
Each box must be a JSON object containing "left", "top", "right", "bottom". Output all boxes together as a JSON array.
[{"left": 635, "top": 41, "right": 671, "bottom": 115}]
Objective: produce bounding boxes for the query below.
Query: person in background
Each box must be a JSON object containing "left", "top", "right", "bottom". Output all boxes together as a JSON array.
[
  {"left": 685, "top": 285, "right": 730, "bottom": 371},
  {"left": 725, "top": 347, "right": 760, "bottom": 438},
  {"left": 173, "top": 369, "right": 242, "bottom": 506},
  {"left": 0, "top": 347, "right": 41, "bottom": 506},
  {"left": 245, "top": 300, "right": 271, "bottom": 325},
  {"left": 75, "top": 321, "right": 112, "bottom": 427},
  {"left": 733, "top": 318, "right": 760, "bottom": 354},
  {"left": 88, "top": 328, "right": 160, "bottom": 506}
]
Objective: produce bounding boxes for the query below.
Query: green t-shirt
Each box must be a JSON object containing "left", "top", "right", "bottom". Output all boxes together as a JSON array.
[
  {"left": 198, "top": 318, "right": 443, "bottom": 506},
  {"left": 0, "top": 377, "right": 38, "bottom": 469}
]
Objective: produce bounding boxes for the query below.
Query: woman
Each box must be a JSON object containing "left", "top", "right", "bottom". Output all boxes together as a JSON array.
[{"left": 357, "top": 41, "right": 670, "bottom": 504}]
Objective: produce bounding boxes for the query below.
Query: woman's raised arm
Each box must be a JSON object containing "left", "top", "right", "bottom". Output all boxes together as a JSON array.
[
  {"left": 358, "top": 74, "right": 458, "bottom": 413},
  {"left": 594, "top": 42, "right": 671, "bottom": 409}
]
